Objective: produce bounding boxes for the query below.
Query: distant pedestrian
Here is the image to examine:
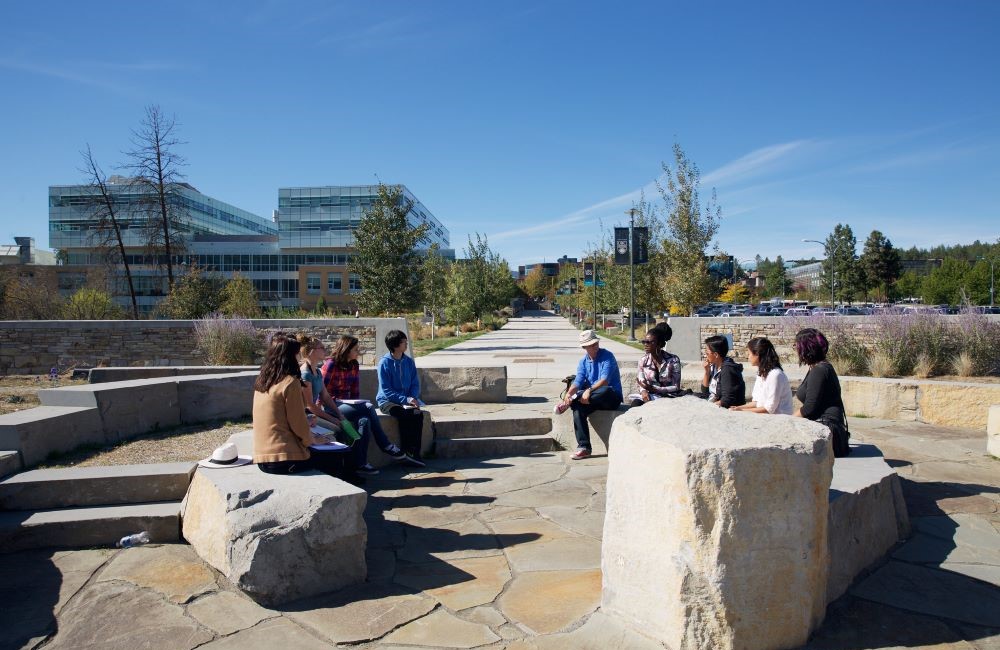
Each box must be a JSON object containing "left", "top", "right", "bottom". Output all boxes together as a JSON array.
[{"left": 555, "top": 330, "right": 623, "bottom": 460}]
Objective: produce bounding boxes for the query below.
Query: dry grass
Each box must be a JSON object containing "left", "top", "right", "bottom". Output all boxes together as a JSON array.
[
  {"left": 913, "top": 353, "right": 935, "bottom": 379},
  {"left": 0, "top": 375, "right": 87, "bottom": 415},
  {"left": 869, "top": 350, "right": 897, "bottom": 378},
  {"left": 951, "top": 351, "right": 976, "bottom": 377}
]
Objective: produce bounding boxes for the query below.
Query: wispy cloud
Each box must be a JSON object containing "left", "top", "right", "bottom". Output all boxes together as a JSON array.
[
  {"left": 0, "top": 56, "right": 181, "bottom": 95},
  {"left": 702, "top": 140, "right": 813, "bottom": 186}
]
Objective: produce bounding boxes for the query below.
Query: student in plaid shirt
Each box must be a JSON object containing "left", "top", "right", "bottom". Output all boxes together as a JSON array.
[{"left": 322, "top": 335, "right": 424, "bottom": 468}]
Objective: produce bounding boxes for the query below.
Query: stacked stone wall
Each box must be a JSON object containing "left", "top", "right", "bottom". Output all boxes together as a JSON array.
[
  {"left": 0, "top": 318, "right": 403, "bottom": 374},
  {"left": 700, "top": 318, "right": 881, "bottom": 364}
]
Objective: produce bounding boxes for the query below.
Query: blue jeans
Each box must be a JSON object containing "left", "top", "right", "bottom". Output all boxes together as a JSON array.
[
  {"left": 570, "top": 385, "right": 622, "bottom": 451},
  {"left": 328, "top": 402, "right": 393, "bottom": 466}
]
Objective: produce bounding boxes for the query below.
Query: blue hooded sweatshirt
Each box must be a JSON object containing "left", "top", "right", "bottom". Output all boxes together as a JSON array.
[{"left": 376, "top": 352, "right": 420, "bottom": 407}]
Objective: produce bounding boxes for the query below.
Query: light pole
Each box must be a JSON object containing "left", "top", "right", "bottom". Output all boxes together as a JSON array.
[
  {"left": 978, "top": 256, "right": 996, "bottom": 308},
  {"left": 803, "top": 238, "right": 843, "bottom": 308},
  {"left": 626, "top": 208, "right": 639, "bottom": 342}
]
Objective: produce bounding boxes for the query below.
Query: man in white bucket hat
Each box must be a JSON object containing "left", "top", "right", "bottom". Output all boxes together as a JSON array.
[{"left": 554, "top": 330, "right": 622, "bottom": 459}]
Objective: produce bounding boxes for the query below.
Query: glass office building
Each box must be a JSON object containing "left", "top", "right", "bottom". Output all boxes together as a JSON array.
[
  {"left": 47, "top": 180, "right": 451, "bottom": 313},
  {"left": 277, "top": 185, "right": 449, "bottom": 250}
]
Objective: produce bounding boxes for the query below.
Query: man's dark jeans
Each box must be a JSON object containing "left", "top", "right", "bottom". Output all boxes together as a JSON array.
[{"left": 570, "top": 386, "right": 622, "bottom": 451}]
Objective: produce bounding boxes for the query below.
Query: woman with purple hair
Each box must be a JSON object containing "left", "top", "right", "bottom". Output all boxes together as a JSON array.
[{"left": 793, "top": 328, "right": 850, "bottom": 456}]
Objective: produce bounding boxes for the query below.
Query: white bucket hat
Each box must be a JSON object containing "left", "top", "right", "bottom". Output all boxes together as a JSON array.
[
  {"left": 579, "top": 330, "right": 600, "bottom": 347},
  {"left": 198, "top": 442, "right": 252, "bottom": 469}
]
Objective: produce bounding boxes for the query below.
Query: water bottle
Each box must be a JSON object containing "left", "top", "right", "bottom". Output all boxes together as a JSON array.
[{"left": 117, "top": 531, "right": 150, "bottom": 548}]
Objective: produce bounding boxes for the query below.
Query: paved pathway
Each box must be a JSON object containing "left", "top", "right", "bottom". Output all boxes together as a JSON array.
[
  {"left": 418, "top": 310, "right": 643, "bottom": 380},
  {"left": 2, "top": 313, "right": 998, "bottom": 649}
]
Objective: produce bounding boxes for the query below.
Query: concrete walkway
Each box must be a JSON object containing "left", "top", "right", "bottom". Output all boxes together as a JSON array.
[
  {"left": 418, "top": 311, "right": 643, "bottom": 380},
  {"left": 2, "top": 313, "right": 998, "bottom": 649}
]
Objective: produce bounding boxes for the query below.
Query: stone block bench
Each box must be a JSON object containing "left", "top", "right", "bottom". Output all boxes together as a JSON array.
[
  {"left": 551, "top": 404, "right": 630, "bottom": 454},
  {"left": 181, "top": 464, "right": 367, "bottom": 607},
  {"left": 988, "top": 405, "right": 1000, "bottom": 457}
]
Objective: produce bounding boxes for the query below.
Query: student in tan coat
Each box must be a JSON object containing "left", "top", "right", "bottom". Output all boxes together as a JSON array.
[{"left": 253, "top": 335, "right": 353, "bottom": 479}]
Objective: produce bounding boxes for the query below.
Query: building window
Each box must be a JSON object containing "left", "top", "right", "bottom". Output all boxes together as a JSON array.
[
  {"left": 349, "top": 273, "right": 361, "bottom": 293},
  {"left": 306, "top": 273, "right": 321, "bottom": 295},
  {"left": 328, "top": 274, "right": 342, "bottom": 294}
]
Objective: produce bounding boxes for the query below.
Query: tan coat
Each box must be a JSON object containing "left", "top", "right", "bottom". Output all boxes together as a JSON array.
[{"left": 252, "top": 375, "right": 313, "bottom": 463}]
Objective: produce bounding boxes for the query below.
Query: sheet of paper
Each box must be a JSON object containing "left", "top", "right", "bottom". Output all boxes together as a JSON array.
[{"left": 310, "top": 442, "right": 349, "bottom": 451}]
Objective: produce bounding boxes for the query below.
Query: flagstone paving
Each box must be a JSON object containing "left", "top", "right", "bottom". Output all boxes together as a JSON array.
[{"left": 2, "top": 313, "right": 999, "bottom": 649}]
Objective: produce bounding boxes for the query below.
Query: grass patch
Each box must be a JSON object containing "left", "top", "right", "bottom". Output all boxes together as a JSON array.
[
  {"left": 592, "top": 328, "right": 646, "bottom": 351},
  {"left": 411, "top": 330, "right": 489, "bottom": 356}
]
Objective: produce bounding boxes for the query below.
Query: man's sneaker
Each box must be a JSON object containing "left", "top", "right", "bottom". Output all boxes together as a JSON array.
[
  {"left": 403, "top": 454, "right": 427, "bottom": 468},
  {"left": 357, "top": 464, "right": 380, "bottom": 476},
  {"left": 570, "top": 448, "right": 591, "bottom": 460},
  {"left": 553, "top": 402, "right": 570, "bottom": 415},
  {"left": 384, "top": 444, "right": 407, "bottom": 459}
]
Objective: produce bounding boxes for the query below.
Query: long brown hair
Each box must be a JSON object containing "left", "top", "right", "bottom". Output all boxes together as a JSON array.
[
  {"left": 255, "top": 337, "right": 302, "bottom": 392},
  {"left": 747, "top": 336, "right": 782, "bottom": 378},
  {"left": 329, "top": 335, "right": 359, "bottom": 369}
]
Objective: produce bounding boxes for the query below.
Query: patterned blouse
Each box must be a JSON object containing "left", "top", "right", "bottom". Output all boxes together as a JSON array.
[
  {"left": 321, "top": 358, "right": 359, "bottom": 400},
  {"left": 635, "top": 351, "right": 682, "bottom": 397}
]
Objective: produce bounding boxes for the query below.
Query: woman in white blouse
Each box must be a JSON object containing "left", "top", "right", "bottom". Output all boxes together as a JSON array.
[{"left": 730, "top": 337, "right": 793, "bottom": 415}]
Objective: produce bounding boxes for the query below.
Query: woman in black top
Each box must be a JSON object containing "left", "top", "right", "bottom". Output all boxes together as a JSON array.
[
  {"left": 700, "top": 335, "right": 746, "bottom": 408},
  {"left": 793, "top": 328, "right": 850, "bottom": 457}
]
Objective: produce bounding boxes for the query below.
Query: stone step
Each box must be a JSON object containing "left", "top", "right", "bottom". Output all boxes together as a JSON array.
[
  {"left": 432, "top": 414, "right": 552, "bottom": 439},
  {"left": 0, "top": 501, "right": 182, "bottom": 553},
  {"left": 435, "top": 434, "right": 559, "bottom": 458},
  {"left": 0, "top": 463, "right": 196, "bottom": 511},
  {"left": 0, "top": 451, "right": 21, "bottom": 479},
  {"left": 0, "top": 405, "right": 105, "bottom": 468}
]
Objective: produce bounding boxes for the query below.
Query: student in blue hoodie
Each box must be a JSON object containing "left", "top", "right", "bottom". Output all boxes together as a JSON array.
[{"left": 376, "top": 329, "right": 426, "bottom": 464}]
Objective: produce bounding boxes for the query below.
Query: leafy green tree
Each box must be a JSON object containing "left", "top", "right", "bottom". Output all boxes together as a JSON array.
[
  {"left": 762, "top": 255, "right": 792, "bottom": 297},
  {"left": 314, "top": 296, "right": 328, "bottom": 315},
  {"left": 821, "top": 224, "right": 861, "bottom": 303},
  {"left": 718, "top": 281, "right": 750, "bottom": 304},
  {"left": 421, "top": 244, "right": 449, "bottom": 338},
  {"left": 218, "top": 274, "right": 261, "bottom": 318},
  {"left": 860, "top": 230, "right": 902, "bottom": 302},
  {"left": 349, "top": 183, "right": 429, "bottom": 315},
  {"left": 523, "top": 267, "right": 548, "bottom": 299},
  {"left": 894, "top": 270, "right": 924, "bottom": 302},
  {"left": 922, "top": 258, "right": 972, "bottom": 305},
  {"left": 445, "top": 234, "right": 516, "bottom": 324},
  {"left": 656, "top": 144, "right": 721, "bottom": 315},
  {"left": 62, "top": 288, "right": 123, "bottom": 320},
  {"left": 159, "top": 266, "right": 223, "bottom": 319}
]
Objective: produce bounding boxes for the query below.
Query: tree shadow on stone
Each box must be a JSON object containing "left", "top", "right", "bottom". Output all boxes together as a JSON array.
[{"left": 0, "top": 549, "right": 63, "bottom": 650}]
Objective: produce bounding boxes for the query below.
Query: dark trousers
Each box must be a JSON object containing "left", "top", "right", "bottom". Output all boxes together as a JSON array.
[
  {"left": 385, "top": 406, "right": 425, "bottom": 459},
  {"left": 570, "top": 386, "right": 622, "bottom": 451},
  {"left": 257, "top": 449, "right": 355, "bottom": 481}
]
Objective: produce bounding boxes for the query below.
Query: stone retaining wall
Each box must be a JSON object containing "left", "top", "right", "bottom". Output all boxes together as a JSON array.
[{"left": 0, "top": 318, "right": 407, "bottom": 374}]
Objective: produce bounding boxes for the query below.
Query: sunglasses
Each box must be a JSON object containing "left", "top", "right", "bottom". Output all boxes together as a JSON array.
[{"left": 641, "top": 339, "right": 656, "bottom": 345}]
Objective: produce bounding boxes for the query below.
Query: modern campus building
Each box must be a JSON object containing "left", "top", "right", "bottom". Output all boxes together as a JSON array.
[{"left": 47, "top": 180, "right": 450, "bottom": 314}]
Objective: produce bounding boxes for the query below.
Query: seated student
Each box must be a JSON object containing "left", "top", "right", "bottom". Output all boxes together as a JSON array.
[
  {"left": 730, "top": 337, "right": 793, "bottom": 415},
  {"left": 700, "top": 334, "right": 746, "bottom": 408},
  {"left": 252, "top": 335, "right": 358, "bottom": 483},
  {"left": 322, "top": 335, "right": 424, "bottom": 468},
  {"left": 631, "top": 323, "right": 682, "bottom": 406},
  {"left": 555, "top": 330, "right": 623, "bottom": 460},
  {"left": 296, "top": 335, "right": 345, "bottom": 433},
  {"left": 376, "top": 330, "right": 425, "bottom": 463},
  {"left": 794, "top": 328, "right": 851, "bottom": 457}
]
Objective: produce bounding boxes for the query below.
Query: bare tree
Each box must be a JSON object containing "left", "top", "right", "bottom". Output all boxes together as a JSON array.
[
  {"left": 80, "top": 145, "right": 139, "bottom": 319},
  {"left": 125, "top": 105, "right": 187, "bottom": 289}
]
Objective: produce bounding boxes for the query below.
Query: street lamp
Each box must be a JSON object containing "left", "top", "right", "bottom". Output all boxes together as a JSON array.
[
  {"left": 802, "top": 238, "right": 844, "bottom": 308},
  {"left": 977, "top": 256, "right": 996, "bottom": 308}
]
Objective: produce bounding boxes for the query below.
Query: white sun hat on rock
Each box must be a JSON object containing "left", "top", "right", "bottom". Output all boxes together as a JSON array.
[{"left": 198, "top": 442, "right": 252, "bottom": 469}]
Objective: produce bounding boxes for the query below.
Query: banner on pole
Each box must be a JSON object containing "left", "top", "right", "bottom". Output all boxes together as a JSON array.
[
  {"left": 614, "top": 228, "right": 630, "bottom": 265},
  {"left": 583, "top": 262, "right": 594, "bottom": 286},
  {"left": 632, "top": 227, "right": 649, "bottom": 264}
]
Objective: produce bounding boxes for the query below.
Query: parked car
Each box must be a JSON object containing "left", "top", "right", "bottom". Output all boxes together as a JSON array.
[
  {"left": 812, "top": 310, "right": 838, "bottom": 317},
  {"left": 785, "top": 308, "right": 811, "bottom": 317}
]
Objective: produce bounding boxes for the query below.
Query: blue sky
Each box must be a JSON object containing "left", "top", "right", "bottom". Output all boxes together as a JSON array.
[{"left": 2, "top": 1, "right": 998, "bottom": 268}]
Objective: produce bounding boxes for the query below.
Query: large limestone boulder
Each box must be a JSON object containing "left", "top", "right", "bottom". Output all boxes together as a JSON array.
[
  {"left": 601, "top": 397, "right": 833, "bottom": 650},
  {"left": 181, "top": 465, "right": 367, "bottom": 607}
]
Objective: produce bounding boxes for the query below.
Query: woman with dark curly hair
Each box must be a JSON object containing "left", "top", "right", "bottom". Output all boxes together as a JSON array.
[
  {"left": 631, "top": 323, "right": 682, "bottom": 406},
  {"left": 793, "top": 328, "right": 850, "bottom": 456},
  {"left": 730, "top": 337, "right": 793, "bottom": 415}
]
